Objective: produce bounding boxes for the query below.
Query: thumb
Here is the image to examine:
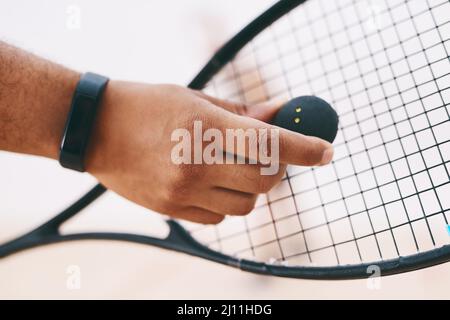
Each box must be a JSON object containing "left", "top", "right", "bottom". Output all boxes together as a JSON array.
[{"left": 216, "top": 109, "right": 334, "bottom": 167}]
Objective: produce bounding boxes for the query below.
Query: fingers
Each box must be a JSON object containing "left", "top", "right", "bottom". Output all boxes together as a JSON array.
[
  {"left": 168, "top": 90, "right": 334, "bottom": 225},
  {"left": 175, "top": 207, "right": 225, "bottom": 224},
  {"left": 194, "top": 187, "right": 258, "bottom": 216},
  {"left": 192, "top": 90, "right": 283, "bottom": 122},
  {"left": 164, "top": 162, "right": 286, "bottom": 224},
  {"left": 246, "top": 101, "right": 285, "bottom": 122},
  {"left": 193, "top": 91, "right": 334, "bottom": 166},
  {"left": 217, "top": 111, "right": 334, "bottom": 166},
  {"left": 208, "top": 163, "right": 286, "bottom": 193},
  {"left": 173, "top": 163, "right": 286, "bottom": 222},
  {"left": 278, "top": 131, "right": 334, "bottom": 166}
]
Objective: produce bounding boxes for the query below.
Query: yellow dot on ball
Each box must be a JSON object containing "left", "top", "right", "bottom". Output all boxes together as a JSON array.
[
  {"left": 294, "top": 117, "right": 300, "bottom": 124},
  {"left": 295, "top": 107, "right": 302, "bottom": 112}
]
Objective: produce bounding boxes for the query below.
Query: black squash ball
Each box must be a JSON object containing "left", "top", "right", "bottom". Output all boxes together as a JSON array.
[{"left": 271, "top": 96, "right": 339, "bottom": 143}]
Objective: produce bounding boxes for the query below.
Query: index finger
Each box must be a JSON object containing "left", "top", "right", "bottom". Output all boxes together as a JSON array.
[{"left": 217, "top": 108, "right": 334, "bottom": 166}]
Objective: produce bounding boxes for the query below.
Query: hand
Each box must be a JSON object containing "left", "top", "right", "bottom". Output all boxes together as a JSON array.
[{"left": 86, "top": 82, "right": 334, "bottom": 224}]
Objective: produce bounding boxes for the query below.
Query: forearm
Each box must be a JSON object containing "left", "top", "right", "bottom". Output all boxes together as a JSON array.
[{"left": 0, "top": 41, "right": 80, "bottom": 159}]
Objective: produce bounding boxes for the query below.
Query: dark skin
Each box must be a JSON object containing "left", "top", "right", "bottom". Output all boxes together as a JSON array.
[{"left": 0, "top": 41, "right": 334, "bottom": 224}]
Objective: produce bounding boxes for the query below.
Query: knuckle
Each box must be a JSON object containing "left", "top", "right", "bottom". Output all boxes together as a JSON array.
[
  {"left": 233, "top": 102, "right": 248, "bottom": 115},
  {"left": 233, "top": 201, "right": 256, "bottom": 216},
  {"left": 257, "top": 128, "right": 268, "bottom": 145},
  {"left": 247, "top": 130, "right": 260, "bottom": 151},
  {"left": 180, "top": 103, "right": 212, "bottom": 131},
  {"left": 154, "top": 201, "right": 180, "bottom": 217},
  {"left": 205, "top": 215, "right": 225, "bottom": 225},
  {"left": 303, "top": 139, "right": 325, "bottom": 165},
  {"left": 228, "top": 196, "right": 257, "bottom": 216},
  {"left": 256, "top": 176, "right": 276, "bottom": 193},
  {"left": 278, "top": 134, "right": 290, "bottom": 156},
  {"left": 166, "top": 170, "right": 196, "bottom": 202},
  {"left": 242, "top": 166, "right": 258, "bottom": 183},
  {"left": 167, "top": 184, "right": 188, "bottom": 201},
  {"left": 272, "top": 164, "right": 286, "bottom": 181},
  {"left": 159, "top": 84, "right": 186, "bottom": 98},
  {"left": 242, "top": 201, "right": 256, "bottom": 215},
  {"left": 175, "top": 163, "right": 202, "bottom": 181},
  {"left": 182, "top": 112, "right": 202, "bottom": 131}
]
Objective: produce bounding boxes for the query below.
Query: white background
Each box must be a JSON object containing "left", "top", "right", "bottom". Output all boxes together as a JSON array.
[{"left": 0, "top": 0, "right": 449, "bottom": 299}]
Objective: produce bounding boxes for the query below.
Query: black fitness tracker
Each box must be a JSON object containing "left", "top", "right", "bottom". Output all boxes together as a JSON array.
[{"left": 59, "top": 72, "right": 109, "bottom": 172}]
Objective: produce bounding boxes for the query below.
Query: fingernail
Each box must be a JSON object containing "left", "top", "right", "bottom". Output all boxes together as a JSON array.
[{"left": 320, "top": 147, "right": 334, "bottom": 165}]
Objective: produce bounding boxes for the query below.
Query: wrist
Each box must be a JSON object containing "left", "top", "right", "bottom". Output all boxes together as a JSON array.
[
  {"left": 58, "top": 72, "right": 109, "bottom": 172},
  {"left": 43, "top": 70, "right": 81, "bottom": 160},
  {"left": 84, "top": 79, "right": 119, "bottom": 175},
  {"left": 0, "top": 42, "right": 81, "bottom": 161}
]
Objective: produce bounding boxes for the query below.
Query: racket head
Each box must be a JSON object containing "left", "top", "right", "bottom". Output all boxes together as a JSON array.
[{"left": 180, "top": 0, "right": 450, "bottom": 278}]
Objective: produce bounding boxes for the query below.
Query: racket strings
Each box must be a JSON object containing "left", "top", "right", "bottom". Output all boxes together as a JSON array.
[
  {"left": 309, "top": 0, "right": 436, "bottom": 260},
  {"left": 188, "top": 0, "right": 450, "bottom": 266},
  {"left": 212, "top": 2, "right": 449, "bottom": 98},
  {"left": 201, "top": 0, "right": 450, "bottom": 264}
]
